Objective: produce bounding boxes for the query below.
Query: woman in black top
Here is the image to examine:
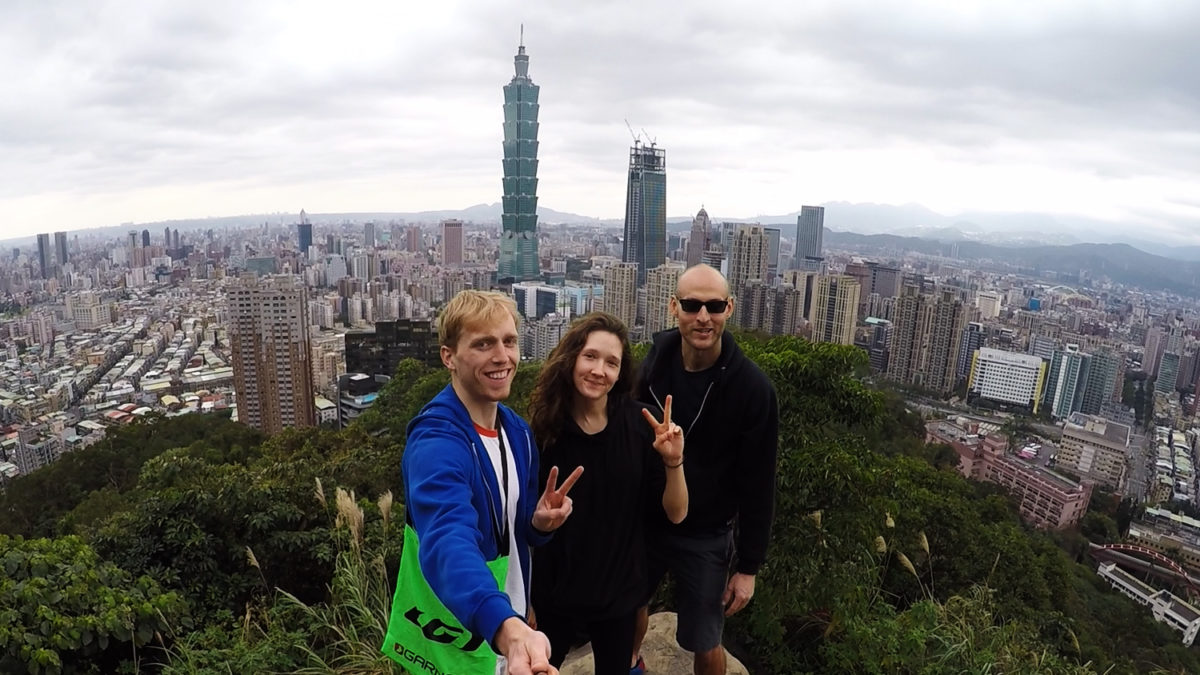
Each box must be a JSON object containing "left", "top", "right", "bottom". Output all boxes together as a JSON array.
[{"left": 528, "top": 312, "right": 688, "bottom": 674}]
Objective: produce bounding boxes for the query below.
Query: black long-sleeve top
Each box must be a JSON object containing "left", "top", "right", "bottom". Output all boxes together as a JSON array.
[
  {"left": 636, "top": 329, "right": 779, "bottom": 575},
  {"left": 530, "top": 397, "right": 665, "bottom": 619}
]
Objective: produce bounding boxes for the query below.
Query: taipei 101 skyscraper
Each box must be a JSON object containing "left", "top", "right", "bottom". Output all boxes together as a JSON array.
[{"left": 498, "top": 29, "right": 541, "bottom": 282}]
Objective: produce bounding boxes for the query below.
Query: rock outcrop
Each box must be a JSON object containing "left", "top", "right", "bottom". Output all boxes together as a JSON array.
[{"left": 560, "top": 612, "right": 749, "bottom": 675}]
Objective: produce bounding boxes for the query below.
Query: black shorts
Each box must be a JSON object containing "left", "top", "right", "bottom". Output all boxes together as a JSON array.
[{"left": 644, "top": 528, "right": 734, "bottom": 653}]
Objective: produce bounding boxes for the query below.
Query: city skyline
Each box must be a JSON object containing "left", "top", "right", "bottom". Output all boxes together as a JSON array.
[{"left": 2, "top": 2, "right": 1199, "bottom": 244}]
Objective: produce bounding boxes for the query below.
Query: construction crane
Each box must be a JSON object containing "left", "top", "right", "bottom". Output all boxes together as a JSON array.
[{"left": 624, "top": 119, "right": 641, "bottom": 146}]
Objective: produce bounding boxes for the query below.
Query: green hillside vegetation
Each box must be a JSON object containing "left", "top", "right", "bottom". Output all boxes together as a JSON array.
[{"left": 1, "top": 335, "right": 1197, "bottom": 673}]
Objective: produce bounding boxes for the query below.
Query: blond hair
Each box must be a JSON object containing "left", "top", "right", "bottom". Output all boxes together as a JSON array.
[{"left": 438, "top": 290, "right": 521, "bottom": 349}]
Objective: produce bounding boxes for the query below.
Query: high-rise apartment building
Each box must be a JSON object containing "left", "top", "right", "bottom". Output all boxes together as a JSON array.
[
  {"left": 441, "top": 219, "right": 464, "bottom": 265},
  {"left": 728, "top": 224, "right": 769, "bottom": 299},
  {"left": 739, "top": 280, "right": 774, "bottom": 333},
  {"left": 924, "top": 289, "right": 967, "bottom": 394},
  {"left": 1157, "top": 353, "right": 1180, "bottom": 396},
  {"left": 622, "top": 142, "right": 667, "bottom": 286},
  {"left": 764, "top": 227, "right": 781, "bottom": 283},
  {"left": 35, "top": 233, "right": 51, "bottom": 279},
  {"left": 886, "top": 285, "right": 931, "bottom": 386},
  {"left": 1144, "top": 326, "right": 1165, "bottom": 378},
  {"left": 1156, "top": 319, "right": 1187, "bottom": 396},
  {"left": 810, "top": 275, "right": 861, "bottom": 346},
  {"left": 793, "top": 205, "right": 824, "bottom": 269},
  {"left": 645, "top": 262, "right": 683, "bottom": 337},
  {"left": 957, "top": 322, "right": 987, "bottom": 382},
  {"left": 298, "top": 210, "right": 313, "bottom": 257},
  {"left": 781, "top": 269, "right": 819, "bottom": 322},
  {"left": 527, "top": 314, "right": 571, "bottom": 360},
  {"left": 1081, "top": 348, "right": 1121, "bottom": 415},
  {"left": 868, "top": 262, "right": 902, "bottom": 299},
  {"left": 53, "top": 231, "right": 68, "bottom": 270},
  {"left": 773, "top": 284, "right": 806, "bottom": 337},
  {"left": 602, "top": 262, "right": 638, "bottom": 330},
  {"left": 843, "top": 261, "right": 871, "bottom": 318},
  {"left": 498, "top": 38, "right": 541, "bottom": 282},
  {"left": 405, "top": 226, "right": 422, "bottom": 254},
  {"left": 687, "top": 208, "right": 711, "bottom": 268},
  {"left": 227, "top": 275, "right": 316, "bottom": 434},
  {"left": 866, "top": 318, "right": 893, "bottom": 373},
  {"left": 1043, "top": 344, "right": 1091, "bottom": 420}
]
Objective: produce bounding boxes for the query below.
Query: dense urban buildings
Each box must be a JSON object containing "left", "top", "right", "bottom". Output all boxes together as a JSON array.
[{"left": 498, "top": 37, "right": 541, "bottom": 282}]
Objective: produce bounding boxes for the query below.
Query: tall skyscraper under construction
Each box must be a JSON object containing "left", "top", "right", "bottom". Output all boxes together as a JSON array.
[
  {"left": 623, "top": 141, "right": 666, "bottom": 286},
  {"left": 498, "top": 33, "right": 541, "bottom": 282}
]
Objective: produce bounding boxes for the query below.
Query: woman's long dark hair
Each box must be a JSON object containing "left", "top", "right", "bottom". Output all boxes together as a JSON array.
[{"left": 528, "top": 312, "right": 634, "bottom": 450}]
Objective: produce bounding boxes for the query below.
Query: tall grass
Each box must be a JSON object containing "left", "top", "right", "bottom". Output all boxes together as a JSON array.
[{"left": 160, "top": 482, "right": 402, "bottom": 675}]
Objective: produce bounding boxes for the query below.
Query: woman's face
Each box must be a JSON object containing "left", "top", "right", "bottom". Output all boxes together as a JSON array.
[{"left": 572, "top": 330, "right": 623, "bottom": 404}]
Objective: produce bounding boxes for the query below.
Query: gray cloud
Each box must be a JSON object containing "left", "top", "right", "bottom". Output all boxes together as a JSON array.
[{"left": 1, "top": 0, "right": 1198, "bottom": 243}]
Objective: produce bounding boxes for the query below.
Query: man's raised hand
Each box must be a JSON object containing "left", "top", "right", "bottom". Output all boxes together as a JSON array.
[
  {"left": 641, "top": 394, "right": 684, "bottom": 466},
  {"left": 531, "top": 465, "right": 584, "bottom": 532}
]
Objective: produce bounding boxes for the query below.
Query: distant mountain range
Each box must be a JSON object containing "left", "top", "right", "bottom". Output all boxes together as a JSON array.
[{"left": 823, "top": 230, "right": 1200, "bottom": 297}]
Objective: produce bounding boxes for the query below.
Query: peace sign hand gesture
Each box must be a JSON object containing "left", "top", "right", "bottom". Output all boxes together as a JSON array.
[
  {"left": 642, "top": 394, "right": 684, "bottom": 466},
  {"left": 531, "top": 465, "right": 584, "bottom": 532}
]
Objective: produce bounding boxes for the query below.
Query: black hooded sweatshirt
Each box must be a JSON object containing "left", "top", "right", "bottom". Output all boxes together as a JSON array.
[{"left": 636, "top": 329, "right": 779, "bottom": 575}]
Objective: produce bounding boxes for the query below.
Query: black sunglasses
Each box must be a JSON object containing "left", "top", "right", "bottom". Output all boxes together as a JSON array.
[{"left": 676, "top": 297, "right": 729, "bottom": 314}]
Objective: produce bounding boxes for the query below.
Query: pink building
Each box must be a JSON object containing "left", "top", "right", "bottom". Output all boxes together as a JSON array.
[{"left": 926, "top": 420, "right": 1093, "bottom": 529}]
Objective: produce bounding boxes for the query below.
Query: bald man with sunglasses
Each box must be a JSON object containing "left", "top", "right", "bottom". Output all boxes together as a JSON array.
[{"left": 630, "top": 264, "right": 779, "bottom": 675}]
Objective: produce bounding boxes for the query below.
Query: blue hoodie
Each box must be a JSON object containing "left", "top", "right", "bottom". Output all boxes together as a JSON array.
[{"left": 402, "top": 384, "right": 550, "bottom": 648}]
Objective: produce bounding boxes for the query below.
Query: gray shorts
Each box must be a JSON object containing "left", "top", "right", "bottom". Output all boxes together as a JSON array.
[{"left": 646, "top": 528, "right": 734, "bottom": 653}]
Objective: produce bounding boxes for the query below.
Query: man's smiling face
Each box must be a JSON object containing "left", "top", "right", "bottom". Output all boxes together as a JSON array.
[{"left": 442, "top": 312, "right": 520, "bottom": 406}]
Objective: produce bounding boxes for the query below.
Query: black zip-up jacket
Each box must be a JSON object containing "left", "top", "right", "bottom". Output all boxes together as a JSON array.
[{"left": 637, "top": 329, "right": 778, "bottom": 575}]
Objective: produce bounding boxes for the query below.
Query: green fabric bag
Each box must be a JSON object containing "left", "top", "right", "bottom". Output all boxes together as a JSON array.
[{"left": 383, "top": 523, "right": 508, "bottom": 675}]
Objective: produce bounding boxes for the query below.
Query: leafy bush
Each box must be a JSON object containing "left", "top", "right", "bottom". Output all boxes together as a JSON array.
[{"left": 0, "top": 535, "right": 188, "bottom": 675}]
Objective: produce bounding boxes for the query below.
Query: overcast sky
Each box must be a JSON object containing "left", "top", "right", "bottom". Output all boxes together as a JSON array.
[{"left": 2, "top": 0, "right": 1199, "bottom": 243}]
